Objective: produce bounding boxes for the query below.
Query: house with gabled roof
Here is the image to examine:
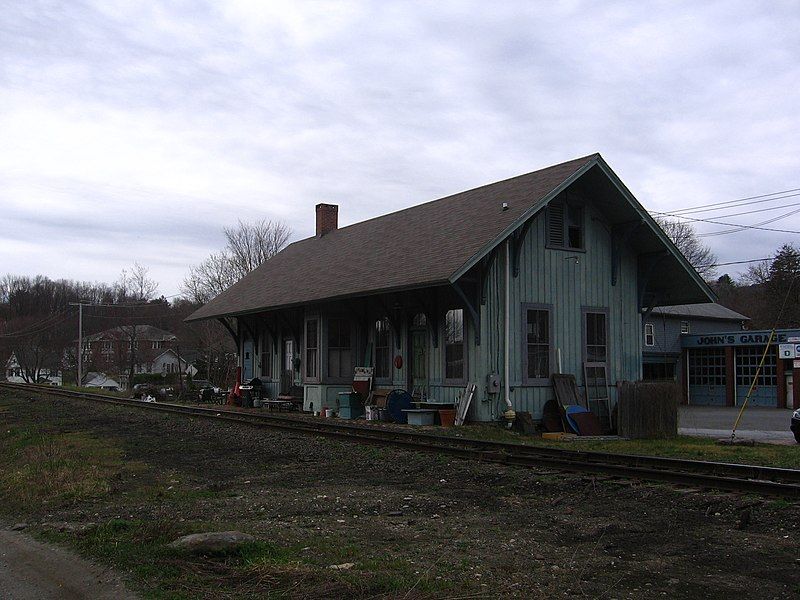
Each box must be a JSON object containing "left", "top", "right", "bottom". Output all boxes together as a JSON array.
[
  {"left": 80, "top": 325, "right": 193, "bottom": 387},
  {"left": 186, "top": 154, "right": 714, "bottom": 422},
  {"left": 642, "top": 303, "right": 749, "bottom": 382}
]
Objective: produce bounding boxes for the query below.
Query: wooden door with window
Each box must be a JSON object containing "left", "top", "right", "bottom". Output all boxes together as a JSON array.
[{"left": 242, "top": 338, "right": 254, "bottom": 381}]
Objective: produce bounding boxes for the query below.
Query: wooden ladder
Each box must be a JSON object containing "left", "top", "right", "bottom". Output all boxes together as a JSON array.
[{"left": 583, "top": 362, "right": 612, "bottom": 432}]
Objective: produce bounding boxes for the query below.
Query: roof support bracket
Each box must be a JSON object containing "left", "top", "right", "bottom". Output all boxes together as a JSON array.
[
  {"left": 240, "top": 316, "right": 259, "bottom": 349},
  {"left": 479, "top": 251, "right": 498, "bottom": 305},
  {"left": 217, "top": 317, "right": 239, "bottom": 348},
  {"left": 638, "top": 251, "right": 670, "bottom": 309},
  {"left": 511, "top": 219, "right": 534, "bottom": 278},
  {"left": 611, "top": 220, "right": 644, "bottom": 286},
  {"left": 452, "top": 280, "right": 481, "bottom": 346},
  {"left": 277, "top": 312, "right": 301, "bottom": 344}
]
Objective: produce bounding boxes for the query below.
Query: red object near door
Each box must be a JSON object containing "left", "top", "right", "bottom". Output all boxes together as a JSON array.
[{"left": 394, "top": 355, "right": 403, "bottom": 370}]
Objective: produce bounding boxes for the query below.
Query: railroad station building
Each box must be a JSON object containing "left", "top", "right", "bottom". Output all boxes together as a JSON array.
[
  {"left": 186, "top": 154, "right": 713, "bottom": 422},
  {"left": 681, "top": 329, "right": 800, "bottom": 409}
]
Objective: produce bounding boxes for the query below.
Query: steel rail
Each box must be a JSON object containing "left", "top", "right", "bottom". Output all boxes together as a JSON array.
[{"left": 3, "top": 382, "right": 799, "bottom": 497}]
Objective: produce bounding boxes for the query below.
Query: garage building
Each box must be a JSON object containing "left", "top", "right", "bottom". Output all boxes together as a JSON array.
[{"left": 682, "top": 329, "right": 800, "bottom": 409}]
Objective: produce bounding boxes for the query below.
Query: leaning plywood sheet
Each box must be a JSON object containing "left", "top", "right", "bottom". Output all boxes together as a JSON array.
[
  {"left": 551, "top": 374, "right": 583, "bottom": 407},
  {"left": 454, "top": 382, "right": 476, "bottom": 426}
]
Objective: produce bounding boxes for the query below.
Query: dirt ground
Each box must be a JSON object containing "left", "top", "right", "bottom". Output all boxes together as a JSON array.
[
  {"left": 0, "top": 529, "right": 137, "bottom": 600},
  {"left": 1, "top": 389, "right": 799, "bottom": 599}
]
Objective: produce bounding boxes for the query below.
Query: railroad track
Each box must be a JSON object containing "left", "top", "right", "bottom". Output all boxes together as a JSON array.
[{"left": 3, "top": 382, "right": 800, "bottom": 498}]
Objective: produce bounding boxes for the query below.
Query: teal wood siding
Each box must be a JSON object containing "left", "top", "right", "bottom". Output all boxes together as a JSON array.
[
  {"left": 241, "top": 199, "right": 644, "bottom": 422},
  {"left": 472, "top": 204, "right": 642, "bottom": 421}
]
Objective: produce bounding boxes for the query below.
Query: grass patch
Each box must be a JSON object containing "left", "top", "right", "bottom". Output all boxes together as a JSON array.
[
  {"left": 40, "top": 517, "right": 459, "bottom": 599},
  {"left": 442, "top": 424, "right": 800, "bottom": 468},
  {"left": 0, "top": 426, "right": 131, "bottom": 512}
]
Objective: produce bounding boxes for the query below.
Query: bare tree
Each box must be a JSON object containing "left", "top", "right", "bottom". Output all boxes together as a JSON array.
[
  {"left": 115, "top": 263, "right": 158, "bottom": 302},
  {"left": 654, "top": 217, "right": 718, "bottom": 278},
  {"left": 225, "top": 219, "right": 291, "bottom": 275},
  {"left": 182, "top": 219, "right": 291, "bottom": 303}
]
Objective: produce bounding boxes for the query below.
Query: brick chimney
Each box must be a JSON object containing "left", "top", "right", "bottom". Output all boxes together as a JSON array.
[{"left": 315, "top": 203, "right": 338, "bottom": 236}]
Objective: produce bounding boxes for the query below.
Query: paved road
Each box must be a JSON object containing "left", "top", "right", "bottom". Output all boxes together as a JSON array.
[
  {"left": 679, "top": 406, "right": 796, "bottom": 444},
  {"left": 0, "top": 530, "right": 136, "bottom": 600}
]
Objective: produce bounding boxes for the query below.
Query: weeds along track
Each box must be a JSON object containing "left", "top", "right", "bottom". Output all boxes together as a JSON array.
[{"left": 4, "top": 382, "right": 799, "bottom": 498}]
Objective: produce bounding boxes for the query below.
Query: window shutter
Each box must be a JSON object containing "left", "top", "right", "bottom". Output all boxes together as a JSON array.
[{"left": 547, "top": 202, "right": 565, "bottom": 247}]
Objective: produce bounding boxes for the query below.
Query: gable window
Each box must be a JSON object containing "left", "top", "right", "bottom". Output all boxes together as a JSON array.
[
  {"left": 680, "top": 321, "right": 690, "bottom": 334},
  {"left": 374, "top": 318, "right": 392, "bottom": 380},
  {"left": 444, "top": 309, "right": 465, "bottom": 383},
  {"left": 305, "top": 318, "right": 319, "bottom": 380},
  {"left": 261, "top": 333, "right": 272, "bottom": 379},
  {"left": 327, "top": 318, "right": 352, "bottom": 380},
  {"left": 523, "top": 305, "right": 551, "bottom": 382},
  {"left": 584, "top": 310, "right": 608, "bottom": 363},
  {"left": 644, "top": 323, "right": 655, "bottom": 347},
  {"left": 547, "top": 200, "right": 584, "bottom": 250}
]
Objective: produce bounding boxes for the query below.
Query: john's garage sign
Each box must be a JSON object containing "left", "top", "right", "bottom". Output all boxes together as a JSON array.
[{"left": 681, "top": 329, "right": 800, "bottom": 348}]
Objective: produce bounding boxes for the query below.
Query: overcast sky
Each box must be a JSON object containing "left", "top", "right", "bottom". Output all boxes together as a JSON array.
[{"left": 2, "top": 1, "right": 799, "bottom": 297}]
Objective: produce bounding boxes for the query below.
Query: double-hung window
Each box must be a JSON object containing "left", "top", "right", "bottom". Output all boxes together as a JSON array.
[
  {"left": 444, "top": 309, "right": 465, "bottom": 383},
  {"left": 374, "top": 318, "right": 392, "bottom": 380},
  {"left": 523, "top": 305, "right": 551, "bottom": 383},
  {"left": 305, "top": 318, "right": 319, "bottom": 380},
  {"left": 327, "top": 318, "right": 352, "bottom": 380},
  {"left": 584, "top": 310, "right": 608, "bottom": 363}
]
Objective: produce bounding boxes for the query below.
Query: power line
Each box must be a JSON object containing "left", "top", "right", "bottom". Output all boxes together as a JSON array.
[
  {"left": 666, "top": 199, "right": 800, "bottom": 220},
  {"left": 0, "top": 309, "right": 76, "bottom": 338},
  {"left": 654, "top": 210, "right": 800, "bottom": 236},
  {"left": 701, "top": 206, "right": 800, "bottom": 237},
  {"left": 660, "top": 187, "right": 800, "bottom": 215},
  {"left": 712, "top": 258, "right": 771, "bottom": 267},
  {"left": 666, "top": 192, "right": 800, "bottom": 216}
]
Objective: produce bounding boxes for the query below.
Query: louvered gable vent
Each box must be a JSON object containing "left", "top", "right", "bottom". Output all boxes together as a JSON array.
[{"left": 547, "top": 201, "right": 565, "bottom": 247}]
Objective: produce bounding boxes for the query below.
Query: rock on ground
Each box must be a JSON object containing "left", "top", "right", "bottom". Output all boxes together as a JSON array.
[{"left": 168, "top": 531, "right": 255, "bottom": 554}]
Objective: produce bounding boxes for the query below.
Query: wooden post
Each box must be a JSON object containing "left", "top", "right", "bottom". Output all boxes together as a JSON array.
[
  {"left": 680, "top": 350, "right": 689, "bottom": 405},
  {"left": 777, "top": 356, "right": 786, "bottom": 409},
  {"left": 725, "top": 347, "right": 735, "bottom": 407}
]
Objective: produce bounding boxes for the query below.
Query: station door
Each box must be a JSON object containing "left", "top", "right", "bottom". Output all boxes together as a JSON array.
[
  {"left": 242, "top": 339, "right": 254, "bottom": 381},
  {"left": 735, "top": 346, "right": 778, "bottom": 407},
  {"left": 687, "top": 348, "right": 727, "bottom": 405}
]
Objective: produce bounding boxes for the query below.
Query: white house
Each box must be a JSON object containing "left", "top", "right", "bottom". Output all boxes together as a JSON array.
[
  {"left": 4, "top": 352, "right": 62, "bottom": 386},
  {"left": 83, "top": 372, "right": 121, "bottom": 391}
]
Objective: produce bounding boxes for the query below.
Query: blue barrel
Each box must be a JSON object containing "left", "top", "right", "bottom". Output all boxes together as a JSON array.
[{"left": 386, "top": 389, "right": 413, "bottom": 424}]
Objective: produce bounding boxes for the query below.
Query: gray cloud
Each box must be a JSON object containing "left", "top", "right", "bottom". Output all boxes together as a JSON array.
[{"left": 1, "top": 0, "right": 799, "bottom": 295}]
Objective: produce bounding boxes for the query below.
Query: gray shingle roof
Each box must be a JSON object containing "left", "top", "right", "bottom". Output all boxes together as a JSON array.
[
  {"left": 187, "top": 153, "right": 714, "bottom": 322},
  {"left": 651, "top": 303, "right": 749, "bottom": 321},
  {"left": 187, "top": 154, "right": 598, "bottom": 321}
]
